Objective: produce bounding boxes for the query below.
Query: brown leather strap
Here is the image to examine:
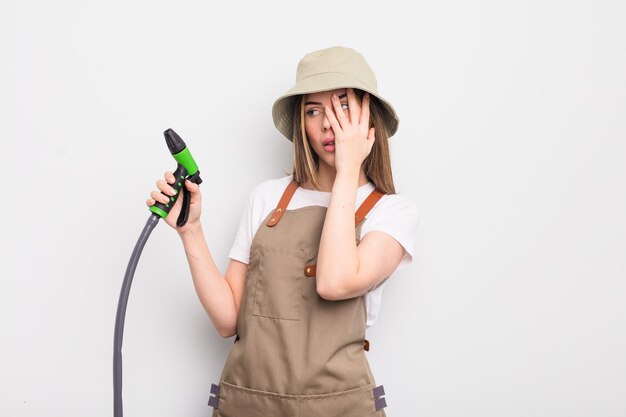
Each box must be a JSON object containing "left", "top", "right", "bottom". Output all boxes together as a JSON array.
[
  {"left": 267, "top": 180, "right": 299, "bottom": 227},
  {"left": 355, "top": 188, "right": 384, "bottom": 226}
]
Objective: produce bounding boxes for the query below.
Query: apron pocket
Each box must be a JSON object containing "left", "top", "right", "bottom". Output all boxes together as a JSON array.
[
  {"left": 299, "top": 384, "right": 382, "bottom": 417},
  {"left": 252, "top": 245, "right": 306, "bottom": 321},
  {"left": 217, "top": 382, "right": 298, "bottom": 417}
]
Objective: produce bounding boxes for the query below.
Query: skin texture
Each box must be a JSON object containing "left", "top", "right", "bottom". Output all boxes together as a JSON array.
[{"left": 146, "top": 88, "right": 404, "bottom": 337}]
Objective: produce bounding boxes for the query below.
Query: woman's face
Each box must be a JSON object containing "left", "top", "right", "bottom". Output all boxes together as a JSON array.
[{"left": 303, "top": 88, "right": 350, "bottom": 169}]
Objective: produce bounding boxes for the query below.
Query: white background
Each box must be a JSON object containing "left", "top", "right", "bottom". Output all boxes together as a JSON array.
[{"left": 1, "top": 1, "right": 625, "bottom": 416}]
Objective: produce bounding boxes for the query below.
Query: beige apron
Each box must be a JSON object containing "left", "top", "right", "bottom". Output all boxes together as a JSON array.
[{"left": 209, "top": 181, "right": 388, "bottom": 417}]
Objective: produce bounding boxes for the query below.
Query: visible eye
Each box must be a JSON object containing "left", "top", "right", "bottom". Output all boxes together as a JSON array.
[
  {"left": 306, "top": 109, "right": 320, "bottom": 117},
  {"left": 341, "top": 102, "right": 349, "bottom": 110}
]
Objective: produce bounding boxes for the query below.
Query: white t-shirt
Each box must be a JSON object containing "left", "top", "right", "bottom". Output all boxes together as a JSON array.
[{"left": 228, "top": 175, "right": 419, "bottom": 328}]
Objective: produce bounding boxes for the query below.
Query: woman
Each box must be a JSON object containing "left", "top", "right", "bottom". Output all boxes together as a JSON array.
[{"left": 147, "top": 46, "right": 419, "bottom": 416}]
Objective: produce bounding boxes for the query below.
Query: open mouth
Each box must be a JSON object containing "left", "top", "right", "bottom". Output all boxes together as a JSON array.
[{"left": 323, "top": 141, "right": 335, "bottom": 151}]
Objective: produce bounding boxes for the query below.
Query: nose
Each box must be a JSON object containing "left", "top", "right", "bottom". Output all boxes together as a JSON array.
[{"left": 322, "top": 111, "right": 331, "bottom": 131}]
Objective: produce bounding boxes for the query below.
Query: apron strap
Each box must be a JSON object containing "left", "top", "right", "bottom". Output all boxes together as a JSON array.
[
  {"left": 269, "top": 180, "right": 385, "bottom": 228},
  {"left": 267, "top": 180, "right": 299, "bottom": 227},
  {"left": 354, "top": 188, "right": 384, "bottom": 226}
]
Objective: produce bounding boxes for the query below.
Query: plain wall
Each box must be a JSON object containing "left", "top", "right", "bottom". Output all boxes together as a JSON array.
[{"left": 1, "top": 0, "right": 625, "bottom": 416}]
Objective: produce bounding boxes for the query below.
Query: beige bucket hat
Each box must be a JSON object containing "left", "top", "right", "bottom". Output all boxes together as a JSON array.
[{"left": 272, "top": 46, "right": 399, "bottom": 141}]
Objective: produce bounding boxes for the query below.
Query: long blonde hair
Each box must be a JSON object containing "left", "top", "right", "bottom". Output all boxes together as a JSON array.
[{"left": 291, "top": 90, "right": 396, "bottom": 194}]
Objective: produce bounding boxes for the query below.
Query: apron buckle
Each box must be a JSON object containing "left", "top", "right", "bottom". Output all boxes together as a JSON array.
[
  {"left": 208, "top": 383, "right": 221, "bottom": 409},
  {"left": 373, "top": 385, "right": 387, "bottom": 411}
]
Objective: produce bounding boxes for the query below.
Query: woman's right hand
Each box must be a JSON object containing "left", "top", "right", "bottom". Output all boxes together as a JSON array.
[{"left": 146, "top": 171, "right": 202, "bottom": 234}]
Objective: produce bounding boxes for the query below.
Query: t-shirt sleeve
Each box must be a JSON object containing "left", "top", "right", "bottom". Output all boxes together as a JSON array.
[{"left": 360, "top": 195, "right": 420, "bottom": 271}]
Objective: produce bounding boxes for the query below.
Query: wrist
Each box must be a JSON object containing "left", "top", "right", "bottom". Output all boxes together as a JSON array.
[
  {"left": 334, "top": 168, "right": 360, "bottom": 187},
  {"left": 178, "top": 221, "right": 203, "bottom": 240}
]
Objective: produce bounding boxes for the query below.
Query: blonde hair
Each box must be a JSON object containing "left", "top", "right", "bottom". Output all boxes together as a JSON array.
[{"left": 291, "top": 90, "right": 396, "bottom": 194}]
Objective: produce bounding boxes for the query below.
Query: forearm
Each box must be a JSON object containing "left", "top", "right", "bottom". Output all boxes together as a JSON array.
[
  {"left": 179, "top": 223, "right": 238, "bottom": 337},
  {"left": 316, "top": 170, "right": 361, "bottom": 299}
]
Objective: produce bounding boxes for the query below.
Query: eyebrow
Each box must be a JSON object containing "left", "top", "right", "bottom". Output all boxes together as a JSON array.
[{"left": 304, "top": 93, "right": 347, "bottom": 106}]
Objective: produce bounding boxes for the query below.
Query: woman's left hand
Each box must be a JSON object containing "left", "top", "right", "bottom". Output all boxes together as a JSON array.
[{"left": 325, "top": 88, "right": 375, "bottom": 175}]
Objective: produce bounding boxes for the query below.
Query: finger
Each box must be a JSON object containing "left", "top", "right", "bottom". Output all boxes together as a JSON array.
[
  {"left": 146, "top": 198, "right": 155, "bottom": 207},
  {"left": 157, "top": 179, "right": 177, "bottom": 196},
  {"left": 185, "top": 179, "right": 201, "bottom": 193},
  {"left": 347, "top": 88, "right": 360, "bottom": 124},
  {"left": 359, "top": 92, "right": 371, "bottom": 129},
  {"left": 150, "top": 190, "right": 170, "bottom": 205},
  {"left": 164, "top": 171, "right": 175, "bottom": 184},
  {"left": 331, "top": 93, "right": 349, "bottom": 129},
  {"left": 324, "top": 105, "right": 342, "bottom": 133}
]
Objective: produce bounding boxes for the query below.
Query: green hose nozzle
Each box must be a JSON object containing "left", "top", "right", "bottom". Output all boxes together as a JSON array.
[{"left": 149, "top": 128, "right": 202, "bottom": 221}]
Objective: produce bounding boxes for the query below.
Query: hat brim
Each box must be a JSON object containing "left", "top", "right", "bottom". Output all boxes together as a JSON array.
[{"left": 272, "top": 72, "right": 399, "bottom": 142}]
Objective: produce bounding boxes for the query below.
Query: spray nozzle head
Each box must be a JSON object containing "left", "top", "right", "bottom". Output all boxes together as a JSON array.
[{"left": 164, "top": 128, "right": 186, "bottom": 155}]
